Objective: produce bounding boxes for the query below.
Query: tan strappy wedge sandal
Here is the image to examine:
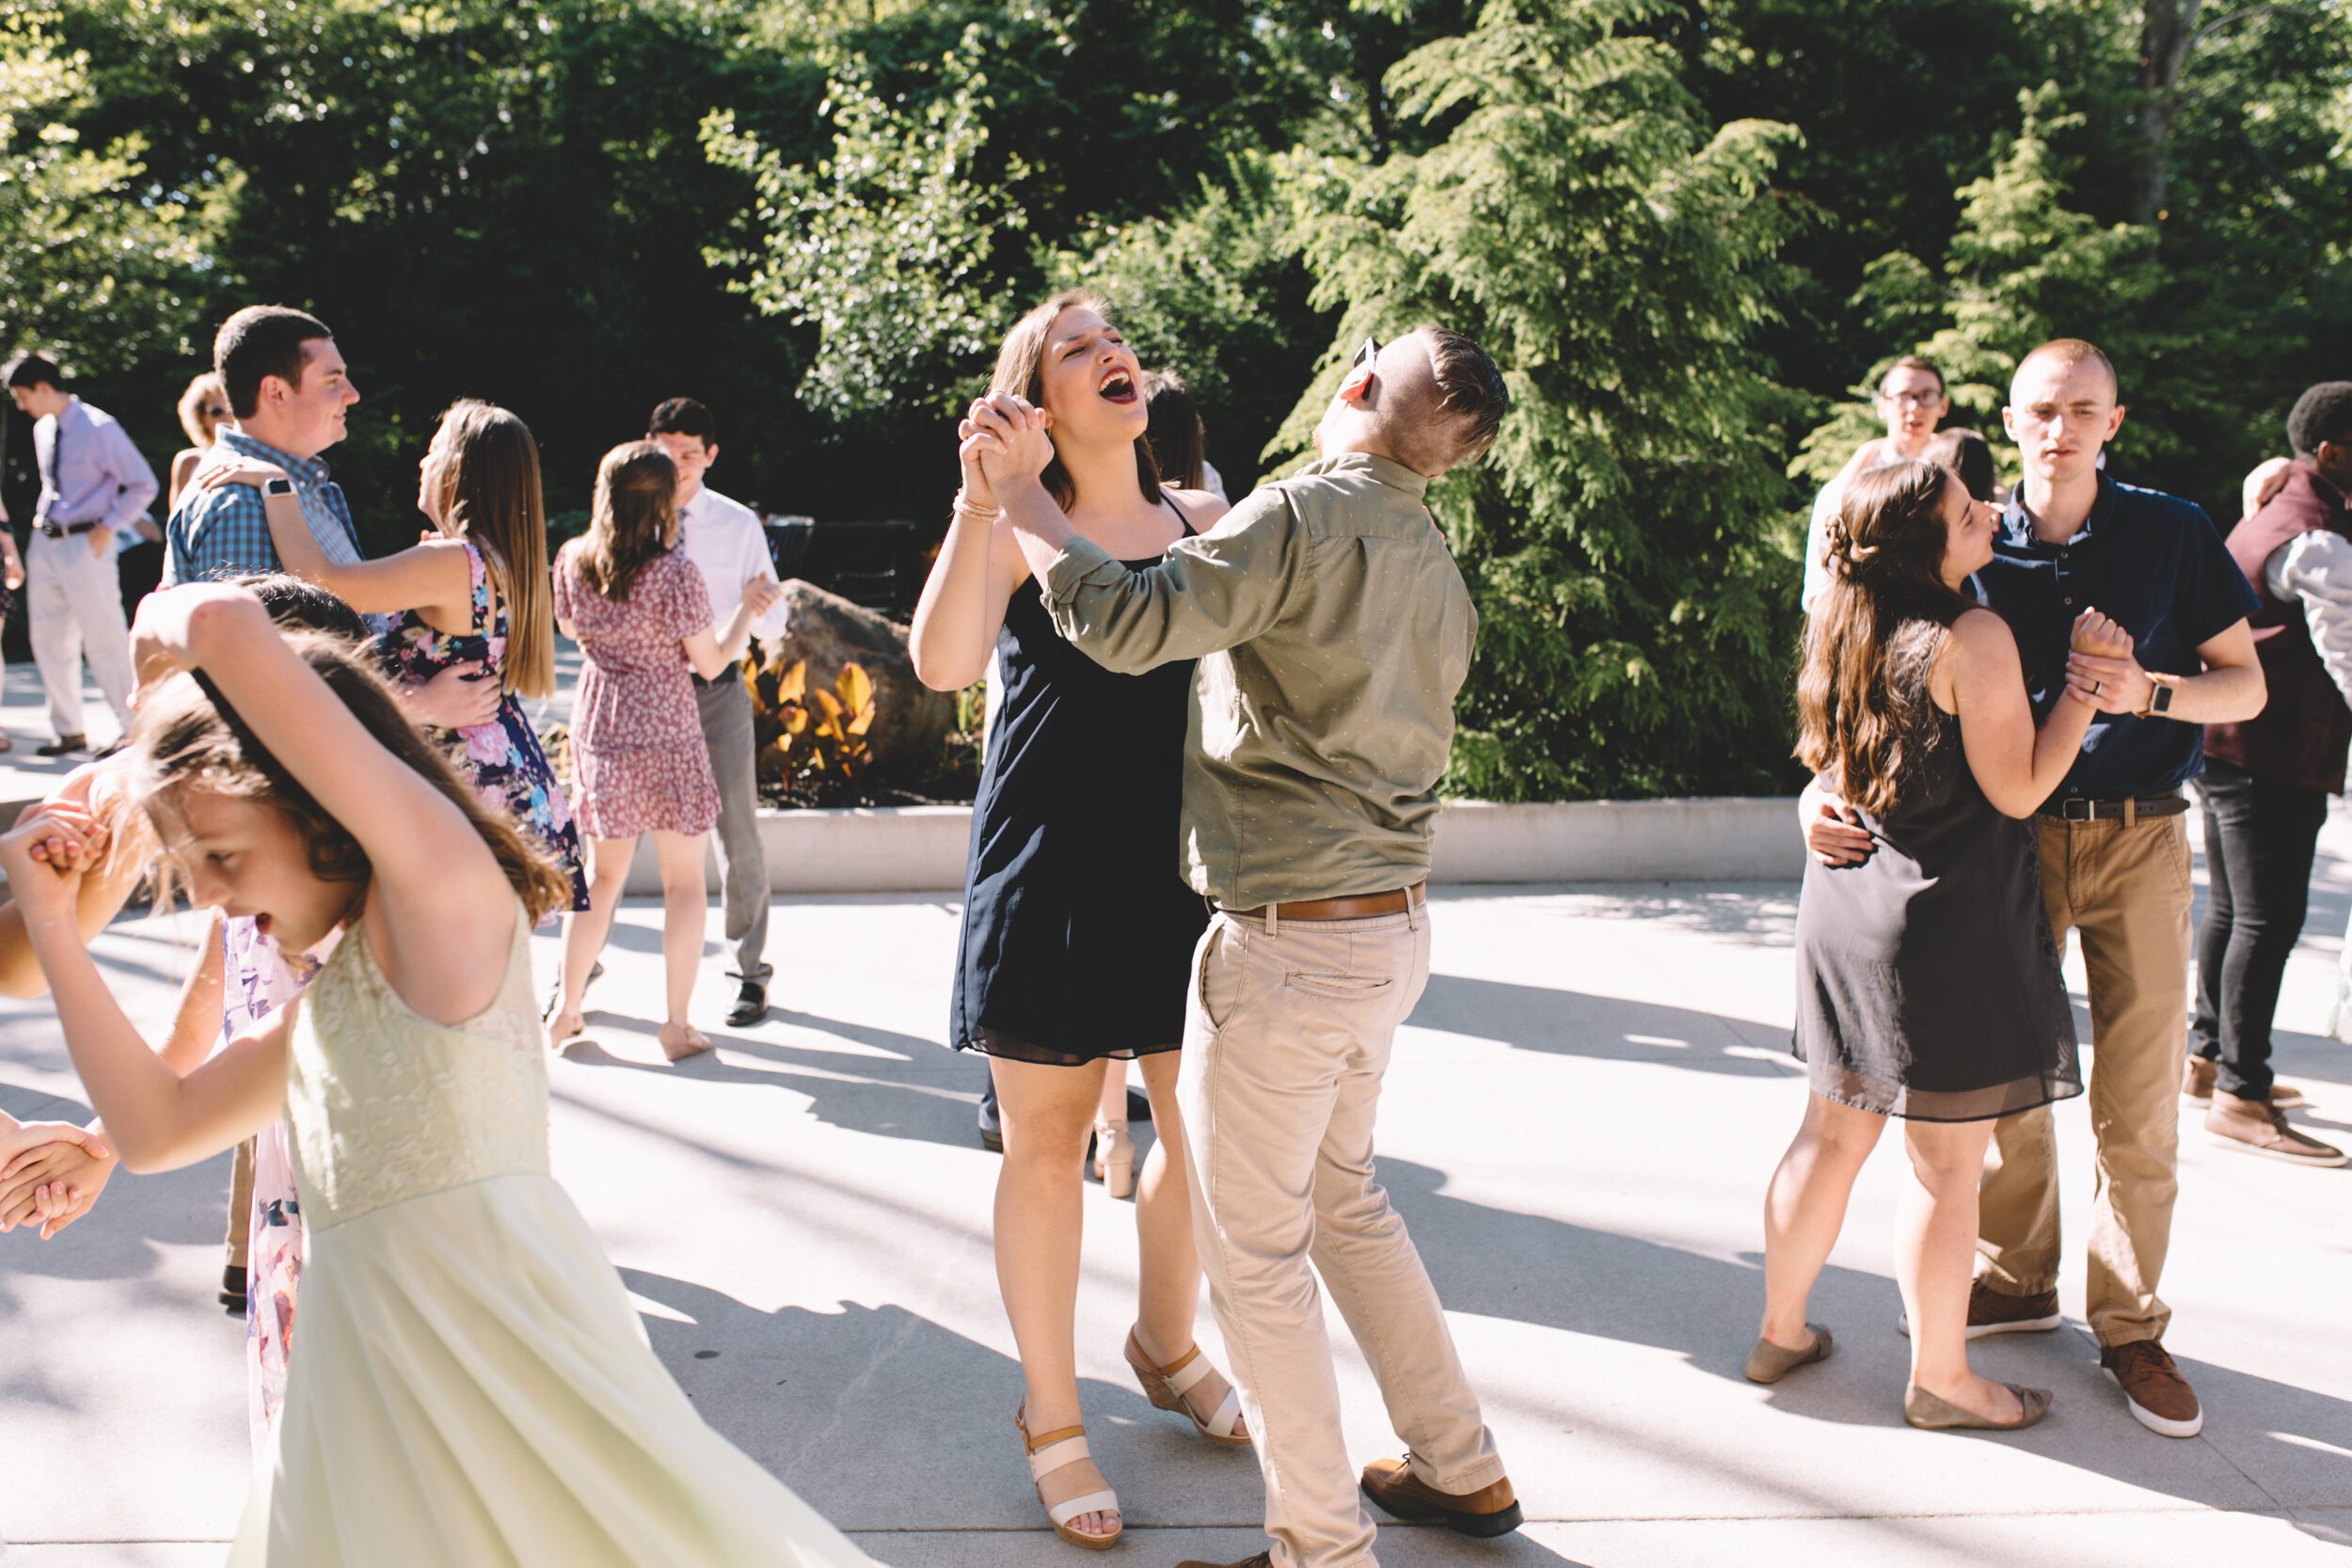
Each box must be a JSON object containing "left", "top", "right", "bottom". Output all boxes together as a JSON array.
[
  {"left": 1015, "top": 1406, "right": 1121, "bottom": 1549},
  {"left": 1125, "top": 1328, "right": 1249, "bottom": 1447}
]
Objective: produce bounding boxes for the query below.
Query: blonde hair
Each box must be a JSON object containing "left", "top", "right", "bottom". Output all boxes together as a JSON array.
[
  {"left": 578, "top": 441, "right": 677, "bottom": 603},
  {"left": 176, "top": 372, "right": 228, "bottom": 449},
  {"left": 424, "top": 401, "right": 556, "bottom": 699}
]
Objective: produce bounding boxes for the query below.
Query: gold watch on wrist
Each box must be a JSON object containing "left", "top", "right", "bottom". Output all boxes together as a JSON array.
[{"left": 2137, "top": 674, "right": 2177, "bottom": 720}]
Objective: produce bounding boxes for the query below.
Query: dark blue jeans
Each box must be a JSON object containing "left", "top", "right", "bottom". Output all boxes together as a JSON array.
[{"left": 2191, "top": 759, "right": 2331, "bottom": 1099}]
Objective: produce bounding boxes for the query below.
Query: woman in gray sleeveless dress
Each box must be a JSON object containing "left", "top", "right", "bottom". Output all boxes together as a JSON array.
[{"left": 1751, "top": 460, "right": 2114, "bottom": 1432}]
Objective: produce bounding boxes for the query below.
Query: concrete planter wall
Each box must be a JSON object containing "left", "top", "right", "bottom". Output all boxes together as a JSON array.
[{"left": 622, "top": 796, "right": 1810, "bottom": 895}]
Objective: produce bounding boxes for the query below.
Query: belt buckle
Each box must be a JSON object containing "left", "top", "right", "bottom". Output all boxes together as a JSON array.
[{"left": 2059, "top": 798, "right": 2096, "bottom": 822}]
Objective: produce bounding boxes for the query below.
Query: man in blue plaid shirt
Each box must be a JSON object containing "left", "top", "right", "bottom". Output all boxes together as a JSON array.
[{"left": 164, "top": 307, "right": 366, "bottom": 585}]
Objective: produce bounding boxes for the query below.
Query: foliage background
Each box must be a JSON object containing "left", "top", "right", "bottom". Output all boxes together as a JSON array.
[{"left": 4, "top": 0, "right": 2346, "bottom": 798}]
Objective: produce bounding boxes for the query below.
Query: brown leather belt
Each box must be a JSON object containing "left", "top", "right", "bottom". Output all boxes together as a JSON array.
[
  {"left": 1224, "top": 883, "right": 1427, "bottom": 923},
  {"left": 2037, "top": 791, "right": 2188, "bottom": 824}
]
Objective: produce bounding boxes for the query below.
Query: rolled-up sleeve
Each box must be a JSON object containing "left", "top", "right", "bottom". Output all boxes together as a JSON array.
[
  {"left": 1040, "top": 491, "right": 1301, "bottom": 673},
  {"left": 97, "top": 422, "right": 159, "bottom": 535}
]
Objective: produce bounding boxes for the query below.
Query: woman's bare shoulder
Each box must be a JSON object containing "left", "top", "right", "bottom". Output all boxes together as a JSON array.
[{"left": 1166, "top": 486, "right": 1232, "bottom": 530}]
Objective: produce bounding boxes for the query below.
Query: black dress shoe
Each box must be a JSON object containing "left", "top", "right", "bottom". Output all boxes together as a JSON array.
[
  {"left": 725, "top": 980, "right": 768, "bottom": 1027},
  {"left": 36, "top": 734, "right": 86, "bottom": 757},
  {"left": 221, "top": 1264, "right": 248, "bottom": 1314}
]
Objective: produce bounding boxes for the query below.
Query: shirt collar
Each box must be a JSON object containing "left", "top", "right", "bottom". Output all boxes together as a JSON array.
[
  {"left": 1998, "top": 471, "right": 2113, "bottom": 549},
  {"left": 219, "top": 428, "right": 330, "bottom": 486},
  {"left": 1305, "top": 450, "right": 1432, "bottom": 499}
]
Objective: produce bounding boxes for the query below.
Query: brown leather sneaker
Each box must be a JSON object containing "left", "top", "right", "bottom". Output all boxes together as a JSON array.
[
  {"left": 2181, "top": 1055, "right": 2216, "bottom": 1105},
  {"left": 1360, "top": 1456, "right": 1522, "bottom": 1538},
  {"left": 2206, "top": 1092, "right": 2345, "bottom": 1165},
  {"left": 2101, "top": 1339, "right": 2202, "bottom": 1436},
  {"left": 1896, "top": 1280, "right": 2063, "bottom": 1339},
  {"left": 1173, "top": 1556, "right": 1271, "bottom": 1568}
]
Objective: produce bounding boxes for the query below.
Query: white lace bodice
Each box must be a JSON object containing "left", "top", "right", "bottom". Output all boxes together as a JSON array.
[{"left": 284, "top": 904, "right": 547, "bottom": 1231}]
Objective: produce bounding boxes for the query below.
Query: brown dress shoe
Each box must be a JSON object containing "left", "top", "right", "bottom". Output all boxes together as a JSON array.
[
  {"left": 2181, "top": 1055, "right": 2216, "bottom": 1105},
  {"left": 2206, "top": 1091, "right": 2345, "bottom": 1165},
  {"left": 2101, "top": 1339, "right": 2202, "bottom": 1436},
  {"left": 1360, "top": 1456, "right": 1523, "bottom": 1538},
  {"left": 1173, "top": 1556, "right": 1271, "bottom": 1568}
]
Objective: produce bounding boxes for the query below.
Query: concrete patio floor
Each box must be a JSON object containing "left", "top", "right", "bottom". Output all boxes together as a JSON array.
[{"left": 5, "top": 822, "right": 2351, "bottom": 1567}]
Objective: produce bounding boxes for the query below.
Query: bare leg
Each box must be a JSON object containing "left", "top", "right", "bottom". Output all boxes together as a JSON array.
[
  {"left": 1899, "top": 1117, "right": 2022, "bottom": 1422},
  {"left": 1760, "top": 1091, "right": 1886, "bottom": 1350},
  {"left": 549, "top": 834, "right": 633, "bottom": 1046},
  {"left": 1128, "top": 1050, "right": 1246, "bottom": 1436},
  {"left": 652, "top": 830, "right": 710, "bottom": 1059},
  {"left": 993, "top": 1056, "right": 1120, "bottom": 1540},
  {"left": 1097, "top": 1056, "right": 1126, "bottom": 1125}
]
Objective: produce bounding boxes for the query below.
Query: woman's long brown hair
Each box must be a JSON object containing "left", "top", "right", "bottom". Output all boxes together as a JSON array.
[
  {"left": 1795, "top": 460, "right": 1977, "bottom": 819},
  {"left": 126, "top": 632, "right": 571, "bottom": 925},
  {"left": 990, "top": 289, "right": 1163, "bottom": 512},
  {"left": 425, "top": 400, "right": 556, "bottom": 699},
  {"left": 577, "top": 441, "right": 677, "bottom": 604}
]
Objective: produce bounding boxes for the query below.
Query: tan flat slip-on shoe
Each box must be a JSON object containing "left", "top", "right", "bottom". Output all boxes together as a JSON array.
[
  {"left": 1015, "top": 1406, "right": 1120, "bottom": 1550},
  {"left": 1744, "top": 1323, "right": 1833, "bottom": 1384},
  {"left": 1902, "top": 1383, "right": 2051, "bottom": 1431},
  {"left": 1125, "top": 1328, "right": 1249, "bottom": 1446}
]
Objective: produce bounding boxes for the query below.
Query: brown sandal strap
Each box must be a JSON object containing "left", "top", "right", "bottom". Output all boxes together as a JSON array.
[{"left": 1025, "top": 1422, "right": 1087, "bottom": 1453}]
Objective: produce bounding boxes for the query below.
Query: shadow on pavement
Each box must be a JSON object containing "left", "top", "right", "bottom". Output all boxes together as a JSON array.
[{"left": 1410, "top": 974, "right": 1793, "bottom": 1078}]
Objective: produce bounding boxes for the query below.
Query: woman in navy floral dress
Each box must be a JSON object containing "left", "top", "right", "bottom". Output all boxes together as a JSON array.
[{"left": 203, "top": 399, "right": 589, "bottom": 910}]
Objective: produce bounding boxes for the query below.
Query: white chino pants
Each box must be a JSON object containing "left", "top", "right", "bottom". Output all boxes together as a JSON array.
[{"left": 27, "top": 527, "right": 136, "bottom": 739}]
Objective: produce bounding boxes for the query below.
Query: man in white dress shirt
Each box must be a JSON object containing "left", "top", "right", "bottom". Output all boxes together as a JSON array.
[
  {"left": 648, "top": 398, "right": 785, "bottom": 1024},
  {"left": 5, "top": 355, "right": 154, "bottom": 755}
]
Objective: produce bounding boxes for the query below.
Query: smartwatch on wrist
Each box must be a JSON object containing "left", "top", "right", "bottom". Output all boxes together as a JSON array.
[
  {"left": 2142, "top": 677, "right": 2176, "bottom": 719},
  {"left": 262, "top": 477, "right": 294, "bottom": 499}
]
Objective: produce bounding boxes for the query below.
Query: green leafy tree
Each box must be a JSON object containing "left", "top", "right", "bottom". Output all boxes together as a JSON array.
[
  {"left": 0, "top": 6, "right": 218, "bottom": 377},
  {"left": 1279, "top": 0, "right": 1805, "bottom": 800},
  {"left": 703, "top": 30, "right": 1027, "bottom": 421}
]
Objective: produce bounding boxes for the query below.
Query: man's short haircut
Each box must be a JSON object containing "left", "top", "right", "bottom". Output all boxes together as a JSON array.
[
  {"left": 4, "top": 353, "right": 63, "bottom": 390},
  {"left": 647, "top": 397, "right": 717, "bottom": 447},
  {"left": 2014, "top": 337, "right": 2119, "bottom": 399},
  {"left": 1878, "top": 355, "right": 1944, "bottom": 396},
  {"left": 1379, "top": 327, "right": 1510, "bottom": 475},
  {"left": 232, "top": 573, "right": 371, "bottom": 645},
  {"left": 215, "top": 306, "right": 334, "bottom": 419},
  {"left": 2286, "top": 382, "right": 2352, "bottom": 460}
]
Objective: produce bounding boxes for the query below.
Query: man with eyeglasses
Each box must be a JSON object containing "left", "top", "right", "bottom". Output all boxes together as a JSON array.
[{"left": 1800, "top": 356, "right": 1951, "bottom": 613}]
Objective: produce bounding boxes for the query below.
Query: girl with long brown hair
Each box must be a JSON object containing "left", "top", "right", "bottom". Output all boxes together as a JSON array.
[
  {"left": 1757, "top": 458, "right": 2119, "bottom": 1430},
  {"left": 909, "top": 292, "right": 1246, "bottom": 1550},
  {"left": 548, "top": 441, "right": 781, "bottom": 1061},
  {"left": 200, "top": 398, "right": 590, "bottom": 911},
  {"left": 0, "top": 582, "right": 876, "bottom": 1562}
]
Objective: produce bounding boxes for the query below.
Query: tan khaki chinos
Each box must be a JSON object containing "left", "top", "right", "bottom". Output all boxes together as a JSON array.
[
  {"left": 1181, "top": 907, "right": 1503, "bottom": 1568},
  {"left": 1977, "top": 812, "right": 2193, "bottom": 1346}
]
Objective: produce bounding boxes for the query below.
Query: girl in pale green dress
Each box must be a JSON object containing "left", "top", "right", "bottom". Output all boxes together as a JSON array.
[{"left": 0, "top": 581, "right": 879, "bottom": 1568}]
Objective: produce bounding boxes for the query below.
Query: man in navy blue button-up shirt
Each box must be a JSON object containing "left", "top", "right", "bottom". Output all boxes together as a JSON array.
[{"left": 1810, "top": 339, "right": 2264, "bottom": 1440}]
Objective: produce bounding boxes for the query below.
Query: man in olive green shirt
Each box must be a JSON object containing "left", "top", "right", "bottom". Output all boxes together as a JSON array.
[{"left": 976, "top": 327, "right": 1518, "bottom": 1568}]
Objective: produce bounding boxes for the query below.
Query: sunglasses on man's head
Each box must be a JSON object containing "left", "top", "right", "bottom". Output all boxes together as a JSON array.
[{"left": 1351, "top": 336, "right": 1382, "bottom": 369}]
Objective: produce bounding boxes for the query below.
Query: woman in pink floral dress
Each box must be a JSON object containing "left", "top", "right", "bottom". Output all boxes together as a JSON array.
[{"left": 548, "top": 441, "right": 782, "bottom": 1061}]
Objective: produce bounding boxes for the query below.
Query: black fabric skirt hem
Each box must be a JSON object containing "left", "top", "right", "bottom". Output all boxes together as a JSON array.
[
  {"left": 955, "top": 1026, "right": 1183, "bottom": 1067},
  {"left": 1793, "top": 1050, "right": 2085, "bottom": 1123}
]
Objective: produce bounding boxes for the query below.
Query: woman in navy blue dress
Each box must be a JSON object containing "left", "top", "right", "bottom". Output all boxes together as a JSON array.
[{"left": 911, "top": 292, "right": 1248, "bottom": 1551}]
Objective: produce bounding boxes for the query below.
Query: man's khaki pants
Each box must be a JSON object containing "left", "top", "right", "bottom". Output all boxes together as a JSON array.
[
  {"left": 1180, "top": 906, "right": 1503, "bottom": 1568},
  {"left": 26, "top": 527, "right": 135, "bottom": 739},
  {"left": 1978, "top": 813, "right": 2192, "bottom": 1346}
]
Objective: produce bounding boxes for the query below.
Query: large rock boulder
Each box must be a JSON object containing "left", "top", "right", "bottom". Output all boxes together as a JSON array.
[{"left": 753, "top": 579, "right": 953, "bottom": 778}]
